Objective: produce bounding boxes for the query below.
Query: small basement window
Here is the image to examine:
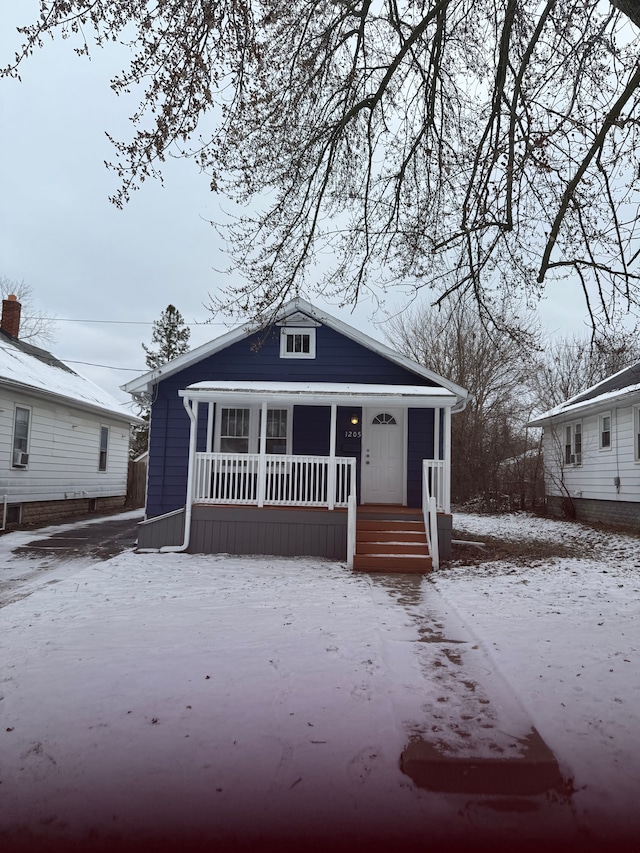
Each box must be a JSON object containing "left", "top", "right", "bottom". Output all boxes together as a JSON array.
[
  {"left": 280, "top": 328, "right": 316, "bottom": 359},
  {"left": 5, "top": 504, "right": 21, "bottom": 525}
]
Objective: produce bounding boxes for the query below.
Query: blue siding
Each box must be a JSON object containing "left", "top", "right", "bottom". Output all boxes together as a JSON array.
[
  {"left": 407, "top": 409, "right": 436, "bottom": 508},
  {"left": 147, "top": 322, "right": 439, "bottom": 516}
]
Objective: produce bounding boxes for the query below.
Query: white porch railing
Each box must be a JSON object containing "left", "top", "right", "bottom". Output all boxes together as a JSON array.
[
  {"left": 422, "top": 459, "right": 448, "bottom": 514},
  {"left": 193, "top": 453, "right": 356, "bottom": 509}
]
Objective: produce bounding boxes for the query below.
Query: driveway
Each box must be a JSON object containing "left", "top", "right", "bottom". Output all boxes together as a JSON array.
[{"left": 0, "top": 510, "right": 143, "bottom": 608}]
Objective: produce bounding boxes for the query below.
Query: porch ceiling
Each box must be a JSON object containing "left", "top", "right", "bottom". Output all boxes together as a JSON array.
[{"left": 180, "top": 380, "right": 457, "bottom": 409}]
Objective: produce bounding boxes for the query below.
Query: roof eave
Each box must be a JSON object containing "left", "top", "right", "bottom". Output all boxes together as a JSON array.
[{"left": 0, "top": 377, "right": 143, "bottom": 424}]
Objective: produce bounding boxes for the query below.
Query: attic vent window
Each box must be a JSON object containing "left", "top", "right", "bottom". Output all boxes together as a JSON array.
[{"left": 280, "top": 328, "right": 316, "bottom": 359}]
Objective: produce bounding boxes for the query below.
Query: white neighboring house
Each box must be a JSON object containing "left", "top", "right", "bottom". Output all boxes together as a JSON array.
[
  {"left": 528, "top": 362, "right": 640, "bottom": 529},
  {"left": 0, "top": 295, "right": 141, "bottom": 528}
]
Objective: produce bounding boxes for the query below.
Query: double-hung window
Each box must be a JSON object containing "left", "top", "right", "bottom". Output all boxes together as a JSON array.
[
  {"left": 220, "top": 408, "right": 250, "bottom": 453},
  {"left": 259, "top": 409, "right": 288, "bottom": 454},
  {"left": 635, "top": 407, "right": 640, "bottom": 462},
  {"left": 12, "top": 406, "right": 30, "bottom": 467},
  {"left": 215, "top": 406, "right": 290, "bottom": 454},
  {"left": 564, "top": 421, "right": 582, "bottom": 466},
  {"left": 599, "top": 413, "right": 611, "bottom": 450},
  {"left": 98, "top": 426, "right": 109, "bottom": 471}
]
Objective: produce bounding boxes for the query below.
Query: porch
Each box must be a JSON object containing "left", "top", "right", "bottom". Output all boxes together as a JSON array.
[{"left": 138, "top": 455, "right": 450, "bottom": 570}]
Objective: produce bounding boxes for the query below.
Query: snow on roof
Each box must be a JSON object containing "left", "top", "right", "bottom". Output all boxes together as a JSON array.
[
  {"left": 182, "top": 380, "right": 457, "bottom": 406},
  {"left": 529, "top": 362, "right": 640, "bottom": 426},
  {"left": 0, "top": 332, "right": 139, "bottom": 422}
]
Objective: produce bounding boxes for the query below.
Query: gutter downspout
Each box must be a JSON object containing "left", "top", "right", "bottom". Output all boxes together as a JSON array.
[{"left": 161, "top": 395, "right": 198, "bottom": 553}]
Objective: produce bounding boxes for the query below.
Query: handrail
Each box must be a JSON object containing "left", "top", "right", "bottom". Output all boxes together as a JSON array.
[
  {"left": 422, "top": 459, "right": 447, "bottom": 512},
  {"left": 346, "top": 493, "right": 357, "bottom": 568},
  {"left": 422, "top": 461, "right": 440, "bottom": 570}
]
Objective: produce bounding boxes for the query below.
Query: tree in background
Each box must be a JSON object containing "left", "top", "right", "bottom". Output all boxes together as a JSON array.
[
  {"left": 4, "top": 2, "right": 640, "bottom": 331},
  {"left": 142, "top": 304, "right": 191, "bottom": 370},
  {"left": 531, "top": 326, "right": 640, "bottom": 411},
  {"left": 390, "top": 298, "right": 640, "bottom": 510},
  {"left": 131, "top": 305, "right": 191, "bottom": 456},
  {"left": 0, "top": 277, "right": 56, "bottom": 345},
  {"left": 387, "top": 300, "right": 543, "bottom": 508}
]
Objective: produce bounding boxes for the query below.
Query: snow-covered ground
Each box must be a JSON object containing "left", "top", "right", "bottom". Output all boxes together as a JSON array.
[{"left": 0, "top": 511, "right": 639, "bottom": 851}]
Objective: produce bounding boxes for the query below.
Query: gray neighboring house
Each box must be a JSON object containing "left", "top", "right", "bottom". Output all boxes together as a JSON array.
[
  {"left": 0, "top": 295, "right": 141, "bottom": 528},
  {"left": 529, "top": 362, "right": 640, "bottom": 529}
]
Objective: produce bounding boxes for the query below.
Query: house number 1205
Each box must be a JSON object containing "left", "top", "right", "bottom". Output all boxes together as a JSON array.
[{"left": 344, "top": 430, "right": 362, "bottom": 438}]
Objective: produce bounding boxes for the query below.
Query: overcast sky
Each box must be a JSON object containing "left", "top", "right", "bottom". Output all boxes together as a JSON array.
[{"left": 1, "top": 1, "right": 595, "bottom": 408}]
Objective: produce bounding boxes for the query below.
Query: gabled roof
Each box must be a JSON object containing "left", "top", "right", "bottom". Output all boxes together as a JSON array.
[
  {"left": 529, "top": 361, "right": 640, "bottom": 426},
  {"left": 122, "top": 297, "right": 468, "bottom": 405},
  {"left": 0, "top": 329, "right": 140, "bottom": 423}
]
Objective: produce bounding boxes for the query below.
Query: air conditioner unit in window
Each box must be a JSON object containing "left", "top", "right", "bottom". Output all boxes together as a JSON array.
[
  {"left": 13, "top": 450, "right": 29, "bottom": 467},
  {"left": 575, "top": 453, "right": 582, "bottom": 465}
]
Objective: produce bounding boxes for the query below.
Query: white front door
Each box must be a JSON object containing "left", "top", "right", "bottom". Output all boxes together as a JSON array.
[{"left": 361, "top": 408, "right": 405, "bottom": 504}]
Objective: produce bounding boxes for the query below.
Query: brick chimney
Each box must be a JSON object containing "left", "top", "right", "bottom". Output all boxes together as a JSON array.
[{"left": 1, "top": 294, "right": 21, "bottom": 338}]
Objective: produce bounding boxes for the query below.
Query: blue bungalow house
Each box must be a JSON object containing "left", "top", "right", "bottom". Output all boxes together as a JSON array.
[{"left": 123, "top": 299, "right": 468, "bottom": 571}]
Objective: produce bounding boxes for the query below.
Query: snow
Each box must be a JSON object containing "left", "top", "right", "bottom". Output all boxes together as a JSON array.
[
  {"left": 1, "top": 511, "right": 639, "bottom": 850},
  {"left": 0, "top": 338, "right": 138, "bottom": 421},
  {"left": 183, "top": 380, "right": 456, "bottom": 403},
  {"left": 529, "top": 382, "right": 640, "bottom": 423}
]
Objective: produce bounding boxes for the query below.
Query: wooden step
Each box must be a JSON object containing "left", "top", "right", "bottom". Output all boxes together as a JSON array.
[
  {"left": 353, "top": 553, "right": 433, "bottom": 573},
  {"left": 357, "top": 518, "right": 424, "bottom": 532},
  {"left": 354, "top": 508, "right": 431, "bottom": 573},
  {"left": 357, "top": 541, "right": 428, "bottom": 555},
  {"left": 357, "top": 529, "right": 427, "bottom": 543}
]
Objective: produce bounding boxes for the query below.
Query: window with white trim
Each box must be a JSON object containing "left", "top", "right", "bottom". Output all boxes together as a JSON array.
[
  {"left": 599, "top": 412, "right": 611, "bottom": 449},
  {"left": 215, "top": 406, "right": 291, "bottom": 454},
  {"left": 564, "top": 421, "right": 582, "bottom": 466},
  {"left": 98, "top": 426, "right": 109, "bottom": 471},
  {"left": 220, "top": 408, "right": 250, "bottom": 453},
  {"left": 280, "top": 328, "right": 316, "bottom": 359},
  {"left": 259, "top": 409, "right": 288, "bottom": 454},
  {"left": 635, "top": 407, "right": 640, "bottom": 462},
  {"left": 12, "top": 406, "right": 30, "bottom": 468}
]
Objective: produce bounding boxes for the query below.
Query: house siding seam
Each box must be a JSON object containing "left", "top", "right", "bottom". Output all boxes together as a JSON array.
[{"left": 147, "top": 323, "right": 441, "bottom": 517}]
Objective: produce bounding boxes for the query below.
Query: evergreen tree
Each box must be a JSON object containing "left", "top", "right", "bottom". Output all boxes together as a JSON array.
[
  {"left": 142, "top": 304, "right": 191, "bottom": 369},
  {"left": 132, "top": 305, "right": 191, "bottom": 456}
]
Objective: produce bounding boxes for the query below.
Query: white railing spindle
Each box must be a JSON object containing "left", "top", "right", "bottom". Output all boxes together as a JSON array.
[{"left": 193, "top": 453, "right": 355, "bottom": 509}]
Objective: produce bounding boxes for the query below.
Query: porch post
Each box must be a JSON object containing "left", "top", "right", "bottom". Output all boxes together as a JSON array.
[
  {"left": 444, "top": 406, "right": 452, "bottom": 513},
  {"left": 328, "top": 404, "right": 337, "bottom": 510},
  {"left": 258, "top": 401, "right": 268, "bottom": 507},
  {"left": 206, "top": 402, "right": 215, "bottom": 451},
  {"left": 434, "top": 406, "right": 441, "bottom": 461}
]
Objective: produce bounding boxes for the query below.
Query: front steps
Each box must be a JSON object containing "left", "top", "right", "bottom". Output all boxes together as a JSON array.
[{"left": 353, "top": 507, "right": 432, "bottom": 573}]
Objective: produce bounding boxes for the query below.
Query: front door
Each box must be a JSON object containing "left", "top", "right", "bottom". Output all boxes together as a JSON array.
[{"left": 361, "top": 408, "right": 405, "bottom": 504}]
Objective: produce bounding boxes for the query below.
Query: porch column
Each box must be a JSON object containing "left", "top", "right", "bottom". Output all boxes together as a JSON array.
[
  {"left": 434, "top": 406, "right": 441, "bottom": 461},
  {"left": 444, "top": 406, "right": 452, "bottom": 513},
  {"left": 328, "top": 404, "right": 337, "bottom": 510},
  {"left": 206, "top": 402, "right": 215, "bottom": 451},
  {"left": 258, "top": 400, "right": 268, "bottom": 507}
]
